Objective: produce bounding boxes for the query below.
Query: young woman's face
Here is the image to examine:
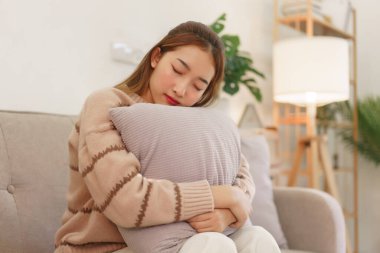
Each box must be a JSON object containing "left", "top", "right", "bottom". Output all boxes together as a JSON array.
[{"left": 143, "top": 45, "right": 215, "bottom": 107}]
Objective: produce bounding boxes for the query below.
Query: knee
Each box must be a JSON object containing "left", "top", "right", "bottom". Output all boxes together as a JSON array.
[
  {"left": 231, "top": 226, "right": 281, "bottom": 253},
  {"left": 180, "top": 232, "right": 237, "bottom": 253},
  {"left": 201, "top": 232, "right": 236, "bottom": 248},
  {"left": 241, "top": 226, "right": 274, "bottom": 239},
  {"left": 251, "top": 227, "right": 281, "bottom": 253},
  {"left": 251, "top": 226, "right": 272, "bottom": 236}
]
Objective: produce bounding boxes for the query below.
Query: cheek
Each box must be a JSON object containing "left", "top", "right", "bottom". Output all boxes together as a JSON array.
[
  {"left": 152, "top": 68, "right": 175, "bottom": 90},
  {"left": 185, "top": 91, "right": 205, "bottom": 106}
]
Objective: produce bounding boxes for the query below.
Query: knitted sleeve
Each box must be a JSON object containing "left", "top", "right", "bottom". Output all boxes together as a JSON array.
[
  {"left": 233, "top": 154, "right": 256, "bottom": 202},
  {"left": 77, "top": 88, "right": 214, "bottom": 228}
]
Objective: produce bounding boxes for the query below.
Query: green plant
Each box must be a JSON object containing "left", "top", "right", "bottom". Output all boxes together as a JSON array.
[
  {"left": 209, "top": 13, "right": 265, "bottom": 102},
  {"left": 339, "top": 96, "right": 380, "bottom": 166}
]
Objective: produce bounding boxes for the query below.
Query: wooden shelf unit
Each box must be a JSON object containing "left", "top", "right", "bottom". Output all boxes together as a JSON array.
[
  {"left": 277, "top": 15, "right": 354, "bottom": 39},
  {"left": 273, "top": 1, "right": 359, "bottom": 252}
]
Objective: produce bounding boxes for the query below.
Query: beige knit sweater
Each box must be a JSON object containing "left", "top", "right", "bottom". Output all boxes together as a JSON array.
[{"left": 54, "top": 87, "right": 255, "bottom": 253}]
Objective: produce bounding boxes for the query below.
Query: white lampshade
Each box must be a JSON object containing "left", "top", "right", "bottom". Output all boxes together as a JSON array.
[{"left": 273, "top": 37, "right": 350, "bottom": 106}]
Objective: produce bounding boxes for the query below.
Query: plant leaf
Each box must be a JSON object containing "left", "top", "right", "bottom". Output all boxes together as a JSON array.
[
  {"left": 209, "top": 13, "right": 226, "bottom": 34},
  {"left": 223, "top": 80, "right": 240, "bottom": 95},
  {"left": 209, "top": 13, "right": 265, "bottom": 102},
  {"left": 248, "top": 67, "right": 265, "bottom": 78},
  {"left": 222, "top": 35, "right": 240, "bottom": 57},
  {"left": 337, "top": 96, "right": 380, "bottom": 166},
  {"left": 242, "top": 83, "right": 262, "bottom": 102},
  {"left": 242, "top": 78, "right": 257, "bottom": 84}
]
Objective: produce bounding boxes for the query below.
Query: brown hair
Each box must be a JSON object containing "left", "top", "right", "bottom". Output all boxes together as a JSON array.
[{"left": 115, "top": 21, "right": 225, "bottom": 107}]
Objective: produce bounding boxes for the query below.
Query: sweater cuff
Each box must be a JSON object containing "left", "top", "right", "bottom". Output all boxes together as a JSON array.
[{"left": 178, "top": 180, "right": 214, "bottom": 220}]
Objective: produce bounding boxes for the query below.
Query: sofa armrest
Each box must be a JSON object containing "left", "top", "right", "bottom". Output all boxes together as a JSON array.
[{"left": 273, "top": 187, "right": 345, "bottom": 253}]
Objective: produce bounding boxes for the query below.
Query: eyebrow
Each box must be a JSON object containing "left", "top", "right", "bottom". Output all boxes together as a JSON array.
[{"left": 176, "top": 58, "right": 210, "bottom": 85}]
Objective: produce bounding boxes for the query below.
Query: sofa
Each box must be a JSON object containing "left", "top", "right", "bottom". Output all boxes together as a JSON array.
[{"left": 0, "top": 110, "right": 346, "bottom": 253}]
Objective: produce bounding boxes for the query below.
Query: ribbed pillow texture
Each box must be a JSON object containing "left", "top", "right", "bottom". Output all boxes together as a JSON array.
[{"left": 109, "top": 103, "right": 241, "bottom": 253}]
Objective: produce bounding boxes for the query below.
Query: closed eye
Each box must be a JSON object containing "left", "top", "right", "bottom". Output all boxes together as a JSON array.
[
  {"left": 172, "top": 65, "right": 183, "bottom": 75},
  {"left": 194, "top": 85, "right": 202, "bottom": 91},
  {"left": 194, "top": 83, "right": 206, "bottom": 91}
]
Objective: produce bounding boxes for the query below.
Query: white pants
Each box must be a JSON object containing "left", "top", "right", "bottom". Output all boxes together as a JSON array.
[
  {"left": 114, "top": 226, "right": 281, "bottom": 253},
  {"left": 179, "top": 226, "right": 280, "bottom": 253}
]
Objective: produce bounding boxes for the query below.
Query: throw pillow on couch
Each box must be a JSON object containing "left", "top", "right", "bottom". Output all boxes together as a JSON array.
[
  {"left": 240, "top": 131, "right": 288, "bottom": 249},
  {"left": 110, "top": 103, "right": 243, "bottom": 253}
]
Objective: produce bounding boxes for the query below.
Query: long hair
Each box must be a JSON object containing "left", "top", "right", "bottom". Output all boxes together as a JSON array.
[{"left": 115, "top": 21, "right": 225, "bottom": 107}]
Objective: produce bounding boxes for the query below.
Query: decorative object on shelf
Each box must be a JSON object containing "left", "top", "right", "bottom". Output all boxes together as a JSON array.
[
  {"left": 209, "top": 14, "right": 265, "bottom": 102},
  {"left": 273, "top": 36, "right": 350, "bottom": 193},
  {"left": 238, "top": 103, "right": 265, "bottom": 129},
  {"left": 322, "top": 0, "right": 353, "bottom": 32},
  {"left": 281, "top": 0, "right": 327, "bottom": 22},
  {"left": 280, "top": 0, "right": 353, "bottom": 32},
  {"left": 317, "top": 101, "right": 351, "bottom": 133}
]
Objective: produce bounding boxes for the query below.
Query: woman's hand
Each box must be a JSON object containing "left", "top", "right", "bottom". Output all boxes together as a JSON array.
[
  {"left": 187, "top": 209, "right": 236, "bottom": 233},
  {"left": 211, "top": 185, "right": 252, "bottom": 229}
]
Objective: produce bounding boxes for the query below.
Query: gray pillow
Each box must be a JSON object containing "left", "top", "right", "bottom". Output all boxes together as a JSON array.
[
  {"left": 109, "top": 103, "right": 242, "bottom": 253},
  {"left": 240, "top": 132, "right": 288, "bottom": 249}
]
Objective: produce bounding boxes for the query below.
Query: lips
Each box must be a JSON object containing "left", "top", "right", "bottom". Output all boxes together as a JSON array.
[{"left": 165, "top": 94, "right": 180, "bottom": 106}]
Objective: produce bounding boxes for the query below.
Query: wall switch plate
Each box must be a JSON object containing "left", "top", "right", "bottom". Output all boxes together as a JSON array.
[{"left": 111, "top": 42, "right": 143, "bottom": 65}]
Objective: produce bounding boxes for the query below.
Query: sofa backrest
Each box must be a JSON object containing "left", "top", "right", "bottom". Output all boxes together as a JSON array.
[{"left": 0, "top": 111, "right": 74, "bottom": 253}]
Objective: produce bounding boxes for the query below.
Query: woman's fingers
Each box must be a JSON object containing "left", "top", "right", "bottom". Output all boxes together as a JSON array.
[
  {"left": 227, "top": 187, "right": 252, "bottom": 228},
  {"left": 187, "top": 212, "right": 212, "bottom": 223},
  {"left": 228, "top": 208, "right": 246, "bottom": 228},
  {"left": 189, "top": 217, "right": 219, "bottom": 232},
  {"left": 189, "top": 220, "right": 211, "bottom": 230},
  {"left": 187, "top": 209, "right": 235, "bottom": 233},
  {"left": 210, "top": 185, "right": 252, "bottom": 229}
]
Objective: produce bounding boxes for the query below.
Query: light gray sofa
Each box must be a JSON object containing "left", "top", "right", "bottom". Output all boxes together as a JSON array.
[{"left": 0, "top": 110, "right": 346, "bottom": 253}]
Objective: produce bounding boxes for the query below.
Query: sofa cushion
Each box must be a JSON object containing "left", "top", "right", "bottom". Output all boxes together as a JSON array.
[
  {"left": 109, "top": 103, "right": 242, "bottom": 253},
  {"left": 0, "top": 111, "right": 74, "bottom": 253},
  {"left": 240, "top": 131, "right": 288, "bottom": 249}
]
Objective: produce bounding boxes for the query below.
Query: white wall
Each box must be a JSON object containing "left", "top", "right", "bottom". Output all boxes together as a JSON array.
[
  {"left": 0, "top": 0, "right": 273, "bottom": 117},
  {"left": 351, "top": 0, "right": 380, "bottom": 98}
]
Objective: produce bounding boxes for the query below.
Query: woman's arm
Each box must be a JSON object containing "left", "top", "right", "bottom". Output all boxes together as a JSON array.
[
  {"left": 77, "top": 88, "right": 214, "bottom": 228},
  {"left": 187, "top": 154, "right": 255, "bottom": 231},
  {"left": 233, "top": 154, "right": 255, "bottom": 202}
]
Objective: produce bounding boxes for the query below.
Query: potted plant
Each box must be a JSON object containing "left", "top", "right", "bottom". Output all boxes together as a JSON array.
[
  {"left": 340, "top": 96, "right": 380, "bottom": 166},
  {"left": 209, "top": 14, "right": 265, "bottom": 102},
  {"left": 318, "top": 97, "right": 380, "bottom": 166}
]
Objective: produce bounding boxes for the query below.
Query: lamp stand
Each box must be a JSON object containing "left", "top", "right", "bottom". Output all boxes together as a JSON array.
[
  {"left": 287, "top": 135, "right": 340, "bottom": 201},
  {"left": 287, "top": 112, "right": 353, "bottom": 253},
  {"left": 288, "top": 102, "right": 340, "bottom": 197}
]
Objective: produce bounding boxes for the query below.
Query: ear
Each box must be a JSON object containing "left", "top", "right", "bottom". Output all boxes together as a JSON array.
[{"left": 150, "top": 47, "right": 162, "bottom": 68}]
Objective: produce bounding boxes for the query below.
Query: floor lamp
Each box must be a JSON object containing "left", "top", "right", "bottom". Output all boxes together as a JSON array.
[{"left": 273, "top": 37, "right": 350, "bottom": 199}]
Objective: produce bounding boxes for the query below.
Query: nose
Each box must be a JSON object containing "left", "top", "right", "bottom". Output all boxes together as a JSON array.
[{"left": 173, "top": 81, "right": 187, "bottom": 97}]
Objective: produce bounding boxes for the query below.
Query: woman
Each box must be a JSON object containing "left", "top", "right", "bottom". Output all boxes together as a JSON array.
[{"left": 54, "top": 21, "right": 280, "bottom": 253}]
